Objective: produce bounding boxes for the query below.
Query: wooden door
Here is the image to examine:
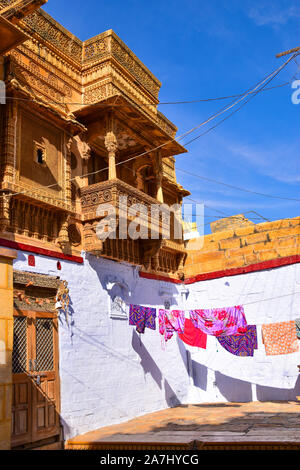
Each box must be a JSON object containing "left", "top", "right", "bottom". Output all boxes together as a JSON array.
[{"left": 11, "top": 310, "right": 60, "bottom": 448}]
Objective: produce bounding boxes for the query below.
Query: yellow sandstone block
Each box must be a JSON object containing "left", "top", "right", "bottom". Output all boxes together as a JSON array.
[
  {"left": 219, "top": 237, "right": 241, "bottom": 250},
  {"left": 268, "top": 226, "right": 300, "bottom": 240},
  {"left": 223, "top": 256, "right": 245, "bottom": 269},
  {"left": 208, "top": 229, "right": 235, "bottom": 242},
  {"left": 258, "top": 249, "right": 278, "bottom": 262},
  {"left": 241, "top": 232, "right": 268, "bottom": 245},
  {"left": 275, "top": 236, "right": 296, "bottom": 248},
  {"left": 244, "top": 253, "right": 260, "bottom": 265},
  {"left": 0, "top": 261, "right": 8, "bottom": 290},
  {"left": 276, "top": 246, "right": 300, "bottom": 258},
  {"left": 234, "top": 225, "right": 255, "bottom": 237},
  {"left": 200, "top": 240, "right": 220, "bottom": 252},
  {"left": 288, "top": 217, "right": 300, "bottom": 227},
  {"left": 0, "top": 320, "right": 7, "bottom": 349},
  {"left": 197, "top": 259, "right": 225, "bottom": 274},
  {"left": 6, "top": 319, "right": 13, "bottom": 352},
  {"left": 185, "top": 264, "right": 201, "bottom": 278},
  {"left": 0, "top": 289, "right": 13, "bottom": 318},
  {"left": 192, "top": 251, "right": 225, "bottom": 264},
  {"left": 253, "top": 240, "right": 276, "bottom": 252},
  {"left": 0, "top": 257, "right": 13, "bottom": 290},
  {"left": 254, "top": 220, "right": 283, "bottom": 232},
  {"left": 226, "top": 245, "right": 254, "bottom": 258},
  {"left": 186, "top": 237, "right": 220, "bottom": 252}
]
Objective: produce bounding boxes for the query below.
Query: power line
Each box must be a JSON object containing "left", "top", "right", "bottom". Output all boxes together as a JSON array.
[
  {"left": 3, "top": 80, "right": 291, "bottom": 108},
  {"left": 0, "top": 52, "right": 297, "bottom": 205},
  {"left": 181, "top": 59, "right": 298, "bottom": 148},
  {"left": 176, "top": 167, "right": 300, "bottom": 202}
]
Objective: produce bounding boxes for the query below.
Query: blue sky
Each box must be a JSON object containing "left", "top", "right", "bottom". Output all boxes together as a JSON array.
[{"left": 43, "top": 0, "right": 300, "bottom": 233}]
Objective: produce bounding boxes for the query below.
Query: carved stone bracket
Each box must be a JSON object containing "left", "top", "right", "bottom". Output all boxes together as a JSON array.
[
  {"left": 0, "top": 193, "right": 11, "bottom": 232},
  {"left": 57, "top": 213, "right": 70, "bottom": 251},
  {"left": 141, "top": 239, "right": 162, "bottom": 271},
  {"left": 82, "top": 221, "right": 103, "bottom": 255}
]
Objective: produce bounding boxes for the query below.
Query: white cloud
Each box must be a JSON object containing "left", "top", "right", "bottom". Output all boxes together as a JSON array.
[
  {"left": 228, "top": 141, "right": 300, "bottom": 183},
  {"left": 248, "top": 3, "right": 300, "bottom": 27}
]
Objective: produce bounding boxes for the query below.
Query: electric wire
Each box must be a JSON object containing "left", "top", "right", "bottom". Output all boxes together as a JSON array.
[
  {"left": 177, "top": 167, "right": 300, "bottom": 202},
  {"left": 0, "top": 52, "right": 298, "bottom": 210}
]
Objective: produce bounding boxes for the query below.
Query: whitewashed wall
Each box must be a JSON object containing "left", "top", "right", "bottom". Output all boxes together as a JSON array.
[
  {"left": 13, "top": 251, "right": 190, "bottom": 440},
  {"left": 184, "top": 262, "right": 300, "bottom": 403},
  {"left": 13, "top": 251, "right": 300, "bottom": 440}
]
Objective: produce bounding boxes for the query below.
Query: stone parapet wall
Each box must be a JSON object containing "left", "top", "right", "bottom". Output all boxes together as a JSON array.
[{"left": 185, "top": 216, "right": 300, "bottom": 279}]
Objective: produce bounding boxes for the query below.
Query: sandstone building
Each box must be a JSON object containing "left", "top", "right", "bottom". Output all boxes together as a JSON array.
[{"left": 0, "top": 0, "right": 299, "bottom": 451}]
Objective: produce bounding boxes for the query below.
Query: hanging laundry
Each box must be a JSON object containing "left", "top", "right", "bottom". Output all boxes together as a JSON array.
[
  {"left": 189, "top": 305, "right": 247, "bottom": 337},
  {"left": 178, "top": 318, "right": 207, "bottom": 349},
  {"left": 129, "top": 304, "right": 156, "bottom": 334},
  {"left": 159, "top": 309, "right": 185, "bottom": 342},
  {"left": 261, "top": 320, "right": 299, "bottom": 356},
  {"left": 295, "top": 318, "right": 300, "bottom": 339},
  {"left": 217, "top": 325, "right": 258, "bottom": 357}
]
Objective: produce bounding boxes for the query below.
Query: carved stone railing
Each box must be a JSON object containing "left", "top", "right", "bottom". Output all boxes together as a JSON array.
[
  {"left": 81, "top": 178, "right": 160, "bottom": 218},
  {"left": 83, "top": 30, "right": 161, "bottom": 100},
  {"left": 80, "top": 178, "right": 186, "bottom": 274}
]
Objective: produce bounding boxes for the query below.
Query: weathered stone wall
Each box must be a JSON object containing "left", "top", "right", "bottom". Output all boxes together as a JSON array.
[{"left": 185, "top": 216, "right": 300, "bottom": 279}]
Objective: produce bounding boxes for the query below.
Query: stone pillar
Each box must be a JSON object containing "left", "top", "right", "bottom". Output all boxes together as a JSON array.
[
  {"left": 65, "top": 135, "right": 73, "bottom": 205},
  {"left": 156, "top": 175, "right": 164, "bottom": 203},
  {"left": 104, "top": 113, "right": 118, "bottom": 181},
  {"left": 0, "top": 247, "right": 17, "bottom": 450},
  {"left": 3, "top": 100, "right": 17, "bottom": 185},
  {"left": 104, "top": 131, "right": 118, "bottom": 180},
  {"left": 155, "top": 151, "right": 164, "bottom": 203}
]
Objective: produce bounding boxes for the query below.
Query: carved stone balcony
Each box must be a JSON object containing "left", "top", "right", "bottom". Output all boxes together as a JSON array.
[{"left": 80, "top": 178, "right": 187, "bottom": 277}]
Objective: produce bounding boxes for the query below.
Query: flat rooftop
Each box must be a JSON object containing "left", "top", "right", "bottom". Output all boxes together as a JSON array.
[{"left": 66, "top": 401, "right": 300, "bottom": 450}]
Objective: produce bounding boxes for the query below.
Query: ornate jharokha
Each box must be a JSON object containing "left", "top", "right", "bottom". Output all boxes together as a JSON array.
[{"left": 0, "top": 2, "right": 190, "bottom": 279}]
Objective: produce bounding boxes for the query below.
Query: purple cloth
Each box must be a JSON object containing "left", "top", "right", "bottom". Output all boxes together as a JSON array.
[
  {"left": 217, "top": 325, "right": 258, "bottom": 356},
  {"left": 129, "top": 304, "right": 156, "bottom": 334},
  {"left": 189, "top": 305, "right": 247, "bottom": 337},
  {"left": 159, "top": 309, "right": 185, "bottom": 342}
]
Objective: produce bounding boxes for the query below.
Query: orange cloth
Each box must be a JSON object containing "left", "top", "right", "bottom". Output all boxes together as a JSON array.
[{"left": 261, "top": 321, "right": 299, "bottom": 356}]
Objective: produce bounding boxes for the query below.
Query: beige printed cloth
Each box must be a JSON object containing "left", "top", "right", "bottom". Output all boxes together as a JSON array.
[{"left": 261, "top": 321, "right": 299, "bottom": 356}]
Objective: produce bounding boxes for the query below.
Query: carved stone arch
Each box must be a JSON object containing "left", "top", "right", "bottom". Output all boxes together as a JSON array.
[{"left": 135, "top": 163, "right": 156, "bottom": 197}]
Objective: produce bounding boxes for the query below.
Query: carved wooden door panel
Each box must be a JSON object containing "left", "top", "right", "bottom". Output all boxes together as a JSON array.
[{"left": 11, "top": 310, "right": 60, "bottom": 448}]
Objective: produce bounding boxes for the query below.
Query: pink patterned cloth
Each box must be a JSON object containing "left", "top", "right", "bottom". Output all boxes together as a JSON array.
[
  {"left": 189, "top": 305, "right": 247, "bottom": 337},
  {"left": 159, "top": 309, "right": 185, "bottom": 342}
]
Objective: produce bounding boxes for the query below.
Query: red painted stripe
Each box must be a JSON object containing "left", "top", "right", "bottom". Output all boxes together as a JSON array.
[
  {"left": 139, "top": 271, "right": 183, "bottom": 284},
  {"left": 140, "top": 255, "right": 300, "bottom": 285},
  {"left": 184, "top": 255, "right": 300, "bottom": 284},
  {"left": 0, "top": 237, "right": 84, "bottom": 264}
]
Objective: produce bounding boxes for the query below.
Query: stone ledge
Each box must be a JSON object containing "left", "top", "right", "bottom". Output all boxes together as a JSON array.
[{"left": 0, "top": 248, "right": 17, "bottom": 260}]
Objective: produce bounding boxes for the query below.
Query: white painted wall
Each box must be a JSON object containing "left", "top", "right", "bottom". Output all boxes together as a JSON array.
[
  {"left": 184, "top": 262, "right": 300, "bottom": 403},
  {"left": 13, "top": 251, "right": 190, "bottom": 440},
  {"left": 13, "top": 251, "right": 300, "bottom": 440}
]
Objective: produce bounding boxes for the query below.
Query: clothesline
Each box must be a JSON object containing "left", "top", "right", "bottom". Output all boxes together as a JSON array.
[
  {"left": 128, "top": 302, "right": 300, "bottom": 358},
  {"left": 126, "top": 290, "right": 300, "bottom": 311}
]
